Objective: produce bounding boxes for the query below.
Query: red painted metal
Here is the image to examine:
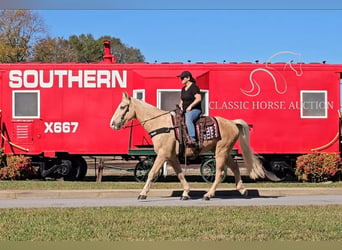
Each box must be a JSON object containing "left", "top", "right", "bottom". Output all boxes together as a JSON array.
[
  {"left": 103, "top": 40, "right": 115, "bottom": 64},
  {"left": 0, "top": 49, "right": 341, "bottom": 159}
]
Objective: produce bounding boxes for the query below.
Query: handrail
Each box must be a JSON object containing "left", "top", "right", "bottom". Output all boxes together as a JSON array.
[
  {"left": 311, "top": 132, "right": 339, "bottom": 152},
  {"left": 1, "top": 133, "right": 29, "bottom": 152},
  {"left": 311, "top": 110, "right": 341, "bottom": 152}
]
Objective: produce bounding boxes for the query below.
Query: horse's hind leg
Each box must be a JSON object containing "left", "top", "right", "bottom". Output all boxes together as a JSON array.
[
  {"left": 138, "top": 155, "right": 165, "bottom": 200},
  {"left": 169, "top": 156, "right": 190, "bottom": 200},
  {"left": 227, "top": 156, "right": 248, "bottom": 196},
  {"left": 203, "top": 154, "right": 227, "bottom": 200}
]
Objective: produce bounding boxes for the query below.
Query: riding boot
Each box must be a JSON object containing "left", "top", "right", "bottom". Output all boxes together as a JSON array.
[
  {"left": 186, "top": 140, "right": 198, "bottom": 147},
  {"left": 185, "top": 142, "right": 200, "bottom": 160}
]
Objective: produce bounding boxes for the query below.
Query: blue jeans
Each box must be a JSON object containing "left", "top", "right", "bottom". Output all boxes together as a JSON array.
[{"left": 185, "top": 109, "right": 201, "bottom": 141}]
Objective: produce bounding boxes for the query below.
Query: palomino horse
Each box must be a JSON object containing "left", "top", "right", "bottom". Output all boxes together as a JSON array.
[{"left": 110, "top": 92, "right": 274, "bottom": 200}]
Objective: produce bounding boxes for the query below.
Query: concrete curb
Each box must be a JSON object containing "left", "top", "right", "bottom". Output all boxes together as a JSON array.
[{"left": 0, "top": 188, "right": 342, "bottom": 199}]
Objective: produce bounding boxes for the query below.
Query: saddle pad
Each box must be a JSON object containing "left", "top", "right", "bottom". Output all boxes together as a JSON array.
[
  {"left": 171, "top": 114, "right": 220, "bottom": 143},
  {"left": 196, "top": 116, "right": 220, "bottom": 141}
]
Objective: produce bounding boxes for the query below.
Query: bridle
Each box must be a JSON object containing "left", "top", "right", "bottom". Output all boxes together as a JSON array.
[
  {"left": 118, "top": 104, "right": 130, "bottom": 128},
  {"left": 115, "top": 98, "right": 179, "bottom": 129},
  {"left": 123, "top": 110, "right": 174, "bottom": 129},
  {"left": 120, "top": 104, "right": 175, "bottom": 129}
]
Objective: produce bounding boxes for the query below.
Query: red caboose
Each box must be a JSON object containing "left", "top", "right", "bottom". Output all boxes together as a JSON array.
[{"left": 0, "top": 44, "right": 341, "bottom": 180}]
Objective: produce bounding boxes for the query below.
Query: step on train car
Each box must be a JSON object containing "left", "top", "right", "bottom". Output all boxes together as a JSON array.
[{"left": 0, "top": 42, "right": 341, "bottom": 180}]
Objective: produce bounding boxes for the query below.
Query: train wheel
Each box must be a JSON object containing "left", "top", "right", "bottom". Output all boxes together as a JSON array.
[
  {"left": 261, "top": 156, "right": 295, "bottom": 181},
  {"left": 72, "top": 156, "right": 88, "bottom": 181},
  {"left": 267, "top": 160, "right": 292, "bottom": 181},
  {"left": 134, "top": 157, "right": 160, "bottom": 182},
  {"left": 200, "top": 158, "right": 227, "bottom": 183},
  {"left": 63, "top": 155, "right": 88, "bottom": 181}
]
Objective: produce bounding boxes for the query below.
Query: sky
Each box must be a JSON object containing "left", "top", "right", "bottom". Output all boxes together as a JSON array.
[{"left": 3, "top": 0, "right": 342, "bottom": 64}]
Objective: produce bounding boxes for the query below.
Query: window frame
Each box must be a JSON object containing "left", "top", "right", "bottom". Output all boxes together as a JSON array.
[
  {"left": 300, "top": 90, "right": 328, "bottom": 119},
  {"left": 133, "top": 89, "right": 145, "bottom": 101},
  {"left": 157, "top": 89, "right": 209, "bottom": 116},
  {"left": 12, "top": 90, "right": 40, "bottom": 119}
]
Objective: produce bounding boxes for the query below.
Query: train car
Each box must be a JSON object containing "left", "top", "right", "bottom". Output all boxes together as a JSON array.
[{"left": 0, "top": 42, "right": 341, "bottom": 180}]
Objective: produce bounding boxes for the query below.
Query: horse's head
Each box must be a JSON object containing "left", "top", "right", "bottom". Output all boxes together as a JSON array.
[{"left": 110, "top": 92, "right": 135, "bottom": 130}]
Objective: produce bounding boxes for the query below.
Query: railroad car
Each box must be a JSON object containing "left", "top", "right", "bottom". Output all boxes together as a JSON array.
[{"left": 0, "top": 42, "right": 341, "bottom": 180}]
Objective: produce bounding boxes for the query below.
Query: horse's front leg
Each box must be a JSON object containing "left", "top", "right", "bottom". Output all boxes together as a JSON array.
[
  {"left": 138, "top": 155, "right": 165, "bottom": 200},
  {"left": 203, "top": 155, "right": 226, "bottom": 200},
  {"left": 169, "top": 156, "right": 190, "bottom": 200}
]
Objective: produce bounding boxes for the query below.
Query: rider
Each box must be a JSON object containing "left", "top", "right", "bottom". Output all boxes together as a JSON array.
[{"left": 178, "top": 70, "right": 202, "bottom": 147}]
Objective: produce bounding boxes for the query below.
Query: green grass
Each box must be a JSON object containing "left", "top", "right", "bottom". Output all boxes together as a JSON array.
[
  {"left": 0, "top": 179, "right": 341, "bottom": 190},
  {"left": 0, "top": 206, "right": 341, "bottom": 241}
]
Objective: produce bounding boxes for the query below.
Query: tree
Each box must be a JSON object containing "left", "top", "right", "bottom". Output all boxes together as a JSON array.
[
  {"left": 98, "top": 36, "right": 145, "bottom": 63},
  {"left": 33, "top": 37, "right": 77, "bottom": 62},
  {"left": 67, "top": 34, "right": 145, "bottom": 63},
  {"left": 69, "top": 34, "right": 103, "bottom": 63},
  {"left": 0, "top": 10, "right": 145, "bottom": 63},
  {"left": 0, "top": 10, "right": 46, "bottom": 62}
]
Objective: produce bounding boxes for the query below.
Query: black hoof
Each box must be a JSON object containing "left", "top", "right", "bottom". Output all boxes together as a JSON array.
[
  {"left": 137, "top": 195, "right": 147, "bottom": 200},
  {"left": 203, "top": 196, "right": 211, "bottom": 201},
  {"left": 180, "top": 196, "right": 190, "bottom": 200}
]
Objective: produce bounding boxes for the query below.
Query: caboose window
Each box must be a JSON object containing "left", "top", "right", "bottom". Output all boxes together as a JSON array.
[
  {"left": 300, "top": 90, "right": 327, "bottom": 118},
  {"left": 12, "top": 90, "right": 40, "bottom": 119},
  {"left": 157, "top": 89, "right": 208, "bottom": 115},
  {"left": 133, "top": 89, "right": 145, "bottom": 101}
]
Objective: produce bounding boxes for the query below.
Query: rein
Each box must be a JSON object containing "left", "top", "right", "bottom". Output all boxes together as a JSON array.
[{"left": 122, "top": 109, "right": 175, "bottom": 129}]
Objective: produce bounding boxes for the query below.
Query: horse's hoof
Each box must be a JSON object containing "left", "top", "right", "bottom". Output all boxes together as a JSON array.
[
  {"left": 180, "top": 196, "right": 190, "bottom": 200},
  {"left": 137, "top": 195, "right": 147, "bottom": 200},
  {"left": 203, "top": 196, "right": 211, "bottom": 201},
  {"left": 241, "top": 190, "right": 248, "bottom": 197}
]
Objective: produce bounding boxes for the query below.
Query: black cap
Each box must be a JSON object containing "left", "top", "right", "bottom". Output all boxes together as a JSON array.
[{"left": 177, "top": 70, "right": 192, "bottom": 79}]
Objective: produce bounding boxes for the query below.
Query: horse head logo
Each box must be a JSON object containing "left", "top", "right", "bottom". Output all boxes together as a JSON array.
[{"left": 241, "top": 51, "right": 303, "bottom": 97}]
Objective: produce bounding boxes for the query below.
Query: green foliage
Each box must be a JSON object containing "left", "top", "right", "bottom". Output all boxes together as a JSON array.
[
  {"left": 32, "top": 36, "right": 78, "bottom": 62},
  {"left": 69, "top": 34, "right": 103, "bottom": 62},
  {"left": 0, "top": 10, "right": 45, "bottom": 62},
  {"left": 0, "top": 154, "right": 38, "bottom": 180},
  {"left": 32, "top": 33, "right": 145, "bottom": 63},
  {"left": 0, "top": 148, "right": 6, "bottom": 168},
  {"left": 295, "top": 152, "right": 341, "bottom": 182}
]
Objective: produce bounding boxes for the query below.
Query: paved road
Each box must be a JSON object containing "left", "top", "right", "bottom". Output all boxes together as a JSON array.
[{"left": 1, "top": 194, "right": 342, "bottom": 208}]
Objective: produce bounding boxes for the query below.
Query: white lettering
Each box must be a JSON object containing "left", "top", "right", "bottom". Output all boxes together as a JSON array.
[
  {"left": 71, "top": 122, "right": 78, "bottom": 133},
  {"left": 9, "top": 70, "right": 22, "bottom": 88},
  {"left": 97, "top": 70, "right": 111, "bottom": 88},
  {"left": 44, "top": 122, "right": 79, "bottom": 134},
  {"left": 112, "top": 70, "right": 127, "bottom": 88},
  {"left": 23, "top": 70, "right": 38, "bottom": 88},
  {"left": 44, "top": 122, "right": 53, "bottom": 133},
  {"left": 68, "top": 70, "right": 82, "bottom": 88},
  {"left": 8, "top": 70, "right": 128, "bottom": 89},
  {"left": 84, "top": 70, "right": 96, "bottom": 88},
  {"left": 54, "top": 70, "right": 68, "bottom": 88},
  {"left": 40, "top": 70, "right": 54, "bottom": 88}
]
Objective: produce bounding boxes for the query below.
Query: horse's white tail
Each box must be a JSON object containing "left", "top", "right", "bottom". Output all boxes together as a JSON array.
[{"left": 233, "top": 119, "right": 265, "bottom": 180}]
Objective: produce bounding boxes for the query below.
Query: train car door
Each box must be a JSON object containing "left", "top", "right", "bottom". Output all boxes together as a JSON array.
[{"left": 11, "top": 90, "right": 40, "bottom": 147}]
